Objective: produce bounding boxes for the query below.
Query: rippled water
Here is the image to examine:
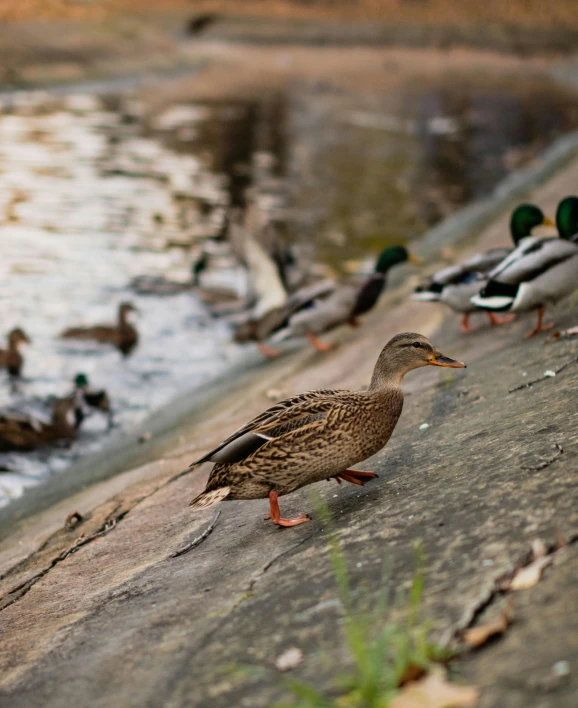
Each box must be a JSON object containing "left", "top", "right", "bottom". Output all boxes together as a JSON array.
[{"left": 1, "top": 73, "right": 577, "bottom": 507}]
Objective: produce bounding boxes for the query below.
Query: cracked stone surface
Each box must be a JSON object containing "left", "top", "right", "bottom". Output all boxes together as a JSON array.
[{"left": 1, "top": 159, "right": 577, "bottom": 708}]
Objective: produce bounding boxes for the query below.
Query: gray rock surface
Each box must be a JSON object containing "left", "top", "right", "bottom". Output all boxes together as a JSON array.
[{"left": 1, "top": 159, "right": 578, "bottom": 708}]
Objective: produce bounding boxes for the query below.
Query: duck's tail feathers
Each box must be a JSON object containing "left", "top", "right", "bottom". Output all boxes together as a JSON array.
[{"left": 189, "top": 486, "right": 231, "bottom": 509}]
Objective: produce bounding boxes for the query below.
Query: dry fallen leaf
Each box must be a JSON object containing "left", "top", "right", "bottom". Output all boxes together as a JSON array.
[
  {"left": 507, "top": 539, "right": 552, "bottom": 591},
  {"left": 461, "top": 601, "right": 513, "bottom": 648},
  {"left": 275, "top": 647, "right": 303, "bottom": 672},
  {"left": 391, "top": 666, "right": 479, "bottom": 708}
]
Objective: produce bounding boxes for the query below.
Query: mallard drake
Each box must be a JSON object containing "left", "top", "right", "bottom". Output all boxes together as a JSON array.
[
  {"left": 60, "top": 302, "right": 139, "bottom": 356},
  {"left": 0, "top": 397, "right": 76, "bottom": 451},
  {"left": 72, "top": 373, "right": 112, "bottom": 429},
  {"left": 268, "top": 246, "right": 418, "bottom": 353},
  {"left": 189, "top": 332, "right": 465, "bottom": 526},
  {"left": 0, "top": 328, "right": 30, "bottom": 377},
  {"left": 471, "top": 196, "right": 578, "bottom": 337},
  {"left": 413, "top": 204, "right": 554, "bottom": 332},
  {"left": 233, "top": 279, "right": 336, "bottom": 357}
]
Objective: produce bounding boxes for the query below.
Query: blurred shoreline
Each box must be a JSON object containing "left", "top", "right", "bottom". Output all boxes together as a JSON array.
[{"left": 2, "top": 7, "right": 578, "bottom": 92}]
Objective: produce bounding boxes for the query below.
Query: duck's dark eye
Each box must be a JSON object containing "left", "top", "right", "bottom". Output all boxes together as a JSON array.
[{"left": 412, "top": 342, "right": 422, "bottom": 349}]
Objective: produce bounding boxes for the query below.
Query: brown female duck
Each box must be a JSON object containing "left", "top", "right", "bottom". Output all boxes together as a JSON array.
[
  {"left": 60, "top": 302, "right": 138, "bottom": 356},
  {"left": 0, "top": 397, "right": 76, "bottom": 451},
  {"left": 189, "top": 332, "right": 465, "bottom": 526},
  {"left": 0, "top": 328, "right": 30, "bottom": 377}
]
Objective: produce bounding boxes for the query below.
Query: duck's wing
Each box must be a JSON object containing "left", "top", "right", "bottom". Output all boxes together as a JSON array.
[
  {"left": 190, "top": 389, "right": 343, "bottom": 466},
  {"left": 350, "top": 273, "right": 386, "bottom": 318},
  {"left": 487, "top": 236, "right": 548, "bottom": 279},
  {"left": 461, "top": 248, "right": 512, "bottom": 274},
  {"left": 491, "top": 238, "right": 577, "bottom": 284},
  {"left": 60, "top": 325, "right": 116, "bottom": 341}
]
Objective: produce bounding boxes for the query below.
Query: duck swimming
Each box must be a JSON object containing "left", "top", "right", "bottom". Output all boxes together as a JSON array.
[
  {"left": 413, "top": 204, "right": 554, "bottom": 332},
  {"left": 72, "top": 373, "right": 112, "bottom": 429},
  {"left": 471, "top": 196, "right": 578, "bottom": 337},
  {"left": 0, "top": 397, "right": 76, "bottom": 451},
  {"left": 0, "top": 328, "right": 30, "bottom": 377},
  {"left": 189, "top": 332, "right": 465, "bottom": 526},
  {"left": 60, "top": 302, "right": 139, "bottom": 356}
]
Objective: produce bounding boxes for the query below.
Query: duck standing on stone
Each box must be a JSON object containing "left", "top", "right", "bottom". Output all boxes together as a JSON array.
[
  {"left": 471, "top": 196, "right": 578, "bottom": 337},
  {"left": 239, "top": 246, "right": 417, "bottom": 356},
  {"left": 271, "top": 246, "right": 418, "bottom": 352},
  {"left": 60, "top": 302, "right": 139, "bottom": 356},
  {"left": 189, "top": 332, "right": 465, "bottom": 526},
  {"left": 0, "top": 328, "right": 30, "bottom": 377},
  {"left": 413, "top": 204, "right": 554, "bottom": 332}
]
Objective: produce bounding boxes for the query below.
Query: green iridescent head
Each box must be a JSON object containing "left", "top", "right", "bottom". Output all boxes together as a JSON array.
[
  {"left": 74, "top": 373, "right": 89, "bottom": 388},
  {"left": 374, "top": 245, "right": 412, "bottom": 274},
  {"left": 509, "top": 204, "right": 553, "bottom": 245},
  {"left": 556, "top": 196, "right": 578, "bottom": 241}
]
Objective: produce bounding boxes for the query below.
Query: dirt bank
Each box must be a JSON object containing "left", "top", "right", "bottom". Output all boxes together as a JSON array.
[{"left": 1, "top": 155, "right": 577, "bottom": 707}]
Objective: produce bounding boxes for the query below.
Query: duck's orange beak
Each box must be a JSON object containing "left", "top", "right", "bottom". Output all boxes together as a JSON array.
[
  {"left": 542, "top": 216, "right": 556, "bottom": 227},
  {"left": 429, "top": 353, "right": 466, "bottom": 368}
]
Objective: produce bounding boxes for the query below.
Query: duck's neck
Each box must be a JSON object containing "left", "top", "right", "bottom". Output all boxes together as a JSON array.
[
  {"left": 8, "top": 336, "right": 20, "bottom": 353},
  {"left": 368, "top": 361, "right": 404, "bottom": 392}
]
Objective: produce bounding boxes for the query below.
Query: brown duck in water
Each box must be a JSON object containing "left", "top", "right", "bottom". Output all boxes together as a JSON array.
[
  {"left": 189, "top": 332, "right": 465, "bottom": 526},
  {"left": 60, "top": 302, "right": 138, "bottom": 356},
  {"left": 0, "top": 328, "right": 30, "bottom": 377},
  {"left": 0, "top": 397, "right": 76, "bottom": 451}
]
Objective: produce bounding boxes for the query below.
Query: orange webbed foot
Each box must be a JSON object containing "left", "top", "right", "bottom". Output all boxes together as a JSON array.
[
  {"left": 257, "top": 341, "right": 281, "bottom": 358},
  {"left": 307, "top": 331, "right": 333, "bottom": 352},
  {"left": 525, "top": 308, "right": 555, "bottom": 339},
  {"left": 487, "top": 311, "right": 516, "bottom": 326},
  {"left": 266, "top": 491, "right": 311, "bottom": 528},
  {"left": 334, "top": 469, "right": 378, "bottom": 486}
]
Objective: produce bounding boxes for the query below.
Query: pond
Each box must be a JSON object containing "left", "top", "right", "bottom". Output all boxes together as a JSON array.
[{"left": 1, "top": 70, "right": 577, "bottom": 507}]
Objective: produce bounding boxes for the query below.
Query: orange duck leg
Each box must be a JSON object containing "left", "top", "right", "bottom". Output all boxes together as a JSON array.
[{"left": 264, "top": 491, "right": 311, "bottom": 527}]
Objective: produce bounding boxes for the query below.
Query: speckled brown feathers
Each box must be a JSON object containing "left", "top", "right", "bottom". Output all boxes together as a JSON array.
[{"left": 188, "top": 333, "right": 466, "bottom": 520}]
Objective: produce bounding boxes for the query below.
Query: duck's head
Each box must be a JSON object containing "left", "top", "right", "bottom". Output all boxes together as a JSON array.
[
  {"left": 9, "top": 328, "right": 30, "bottom": 347},
  {"left": 119, "top": 302, "right": 138, "bottom": 320},
  {"left": 371, "top": 332, "right": 465, "bottom": 387},
  {"left": 74, "top": 373, "right": 89, "bottom": 389},
  {"left": 374, "top": 246, "right": 420, "bottom": 274},
  {"left": 556, "top": 196, "right": 578, "bottom": 241},
  {"left": 510, "top": 204, "right": 554, "bottom": 244}
]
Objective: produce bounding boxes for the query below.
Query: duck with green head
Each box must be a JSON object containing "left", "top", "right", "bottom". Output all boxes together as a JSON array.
[
  {"left": 413, "top": 203, "right": 554, "bottom": 332},
  {"left": 261, "top": 245, "right": 418, "bottom": 354},
  {"left": 471, "top": 196, "right": 578, "bottom": 337},
  {"left": 72, "top": 373, "right": 112, "bottom": 429}
]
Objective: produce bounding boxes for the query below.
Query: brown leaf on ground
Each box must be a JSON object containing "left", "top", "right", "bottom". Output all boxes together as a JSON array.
[
  {"left": 506, "top": 539, "right": 552, "bottom": 591},
  {"left": 461, "top": 601, "right": 513, "bottom": 648},
  {"left": 391, "top": 666, "right": 479, "bottom": 708},
  {"left": 274, "top": 647, "right": 303, "bottom": 672}
]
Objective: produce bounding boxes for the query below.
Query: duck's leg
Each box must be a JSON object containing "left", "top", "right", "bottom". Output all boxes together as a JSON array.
[
  {"left": 307, "top": 331, "right": 333, "bottom": 352},
  {"left": 487, "top": 311, "right": 516, "bottom": 326},
  {"left": 333, "top": 470, "right": 378, "bottom": 486},
  {"left": 460, "top": 314, "right": 474, "bottom": 333},
  {"left": 525, "top": 307, "right": 555, "bottom": 339},
  {"left": 265, "top": 491, "right": 311, "bottom": 527},
  {"left": 257, "top": 341, "right": 281, "bottom": 358}
]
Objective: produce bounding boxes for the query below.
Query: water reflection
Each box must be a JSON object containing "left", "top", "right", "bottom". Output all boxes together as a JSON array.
[{"left": 0, "top": 72, "right": 577, "bottom": 506}]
